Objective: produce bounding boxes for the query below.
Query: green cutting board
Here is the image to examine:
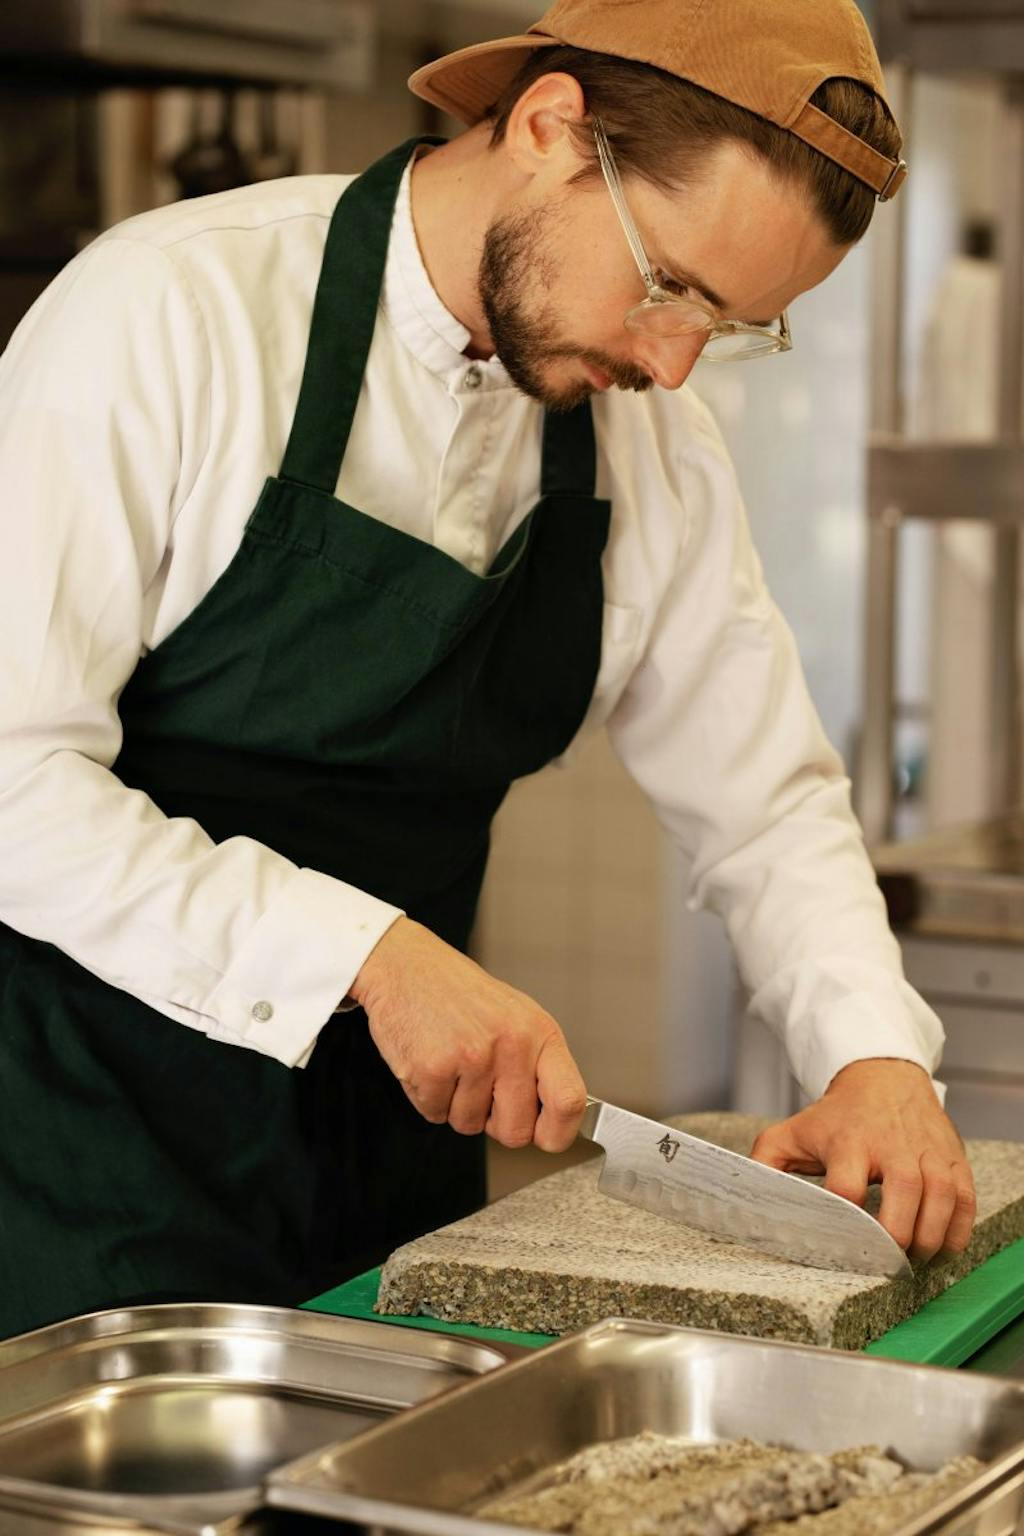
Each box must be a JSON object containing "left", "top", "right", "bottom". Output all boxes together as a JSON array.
[{"left": 304, "top": 1236, "right": 1024, "bottom": 1368}]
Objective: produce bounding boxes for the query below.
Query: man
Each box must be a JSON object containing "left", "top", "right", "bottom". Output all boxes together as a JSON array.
[{"left": 0, "top": 0, "right": 975, "bottom": 1341}]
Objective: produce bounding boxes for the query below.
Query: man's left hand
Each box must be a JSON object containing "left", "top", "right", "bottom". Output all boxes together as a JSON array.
[{"left": 748, "top": 1059, "right": 977, "bottom": 1265}]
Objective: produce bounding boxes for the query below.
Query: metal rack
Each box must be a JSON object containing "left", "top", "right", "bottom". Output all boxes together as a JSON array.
[
  {"left": 863, "top": 0, "right": 1024, "bottom": 1139},
  {"left": 862, "top": 0, "right": 1024, "bottom": 849}
]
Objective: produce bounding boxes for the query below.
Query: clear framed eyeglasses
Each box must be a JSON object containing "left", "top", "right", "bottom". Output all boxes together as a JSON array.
[{"left": 592, "top": 116, "right": 793, "bottom": 363}]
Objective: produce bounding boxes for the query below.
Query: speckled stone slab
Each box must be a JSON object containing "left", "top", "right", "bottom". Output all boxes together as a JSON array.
[{"left": 376, "top": 1112, "right": 1024, "bottom": 1350}]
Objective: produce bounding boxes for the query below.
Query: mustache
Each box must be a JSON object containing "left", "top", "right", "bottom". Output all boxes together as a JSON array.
[{"left": 548, "top": 346, "right": 654, "bottom": 394}]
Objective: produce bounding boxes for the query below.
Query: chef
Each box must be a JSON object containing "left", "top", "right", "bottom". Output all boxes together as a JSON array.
[{"left": 0, "top": 0, "right": 976, "bottom": 1341}]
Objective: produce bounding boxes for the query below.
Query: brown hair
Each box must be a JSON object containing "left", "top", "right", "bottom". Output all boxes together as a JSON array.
[{"left": 486, "top": 47, "right": 902, "bottom": 246}]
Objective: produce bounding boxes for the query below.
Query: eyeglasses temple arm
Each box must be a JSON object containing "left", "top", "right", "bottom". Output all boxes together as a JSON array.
[{"left": 593, "top": 116, "right": 660, "bottom": 297}]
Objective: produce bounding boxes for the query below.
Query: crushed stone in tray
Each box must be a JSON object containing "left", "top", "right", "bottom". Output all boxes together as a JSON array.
[
  {"left": 756, "top": 1455, "right": 986, "bottom": 1536},
  {"left": 478, "top": 1433, "right": 984, "bottom": 1536}
]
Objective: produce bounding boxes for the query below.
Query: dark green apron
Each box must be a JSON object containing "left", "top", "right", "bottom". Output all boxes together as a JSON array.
[{"left": 0, "top": 139, "right": 611, "bottom": 1340}]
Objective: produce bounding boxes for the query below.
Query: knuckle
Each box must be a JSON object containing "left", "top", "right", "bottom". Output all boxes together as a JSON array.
[
  {"left": 549, "top": 1086, "right": 587, "bottom": 1119},
  {"left": 500, "top": 1024, "right": 537, "bottom": 1061},
  {"left": 941, "top": 1232, "right": 971, "bottom": 1256},
  {"left": 926, "top": 1176, "right": 958, "bottom": 1204},
  {"left": 458, "top": 1045, "right": 491, "bottom": 1077},
  {"left": 826, "top": 1182, "right": 864, "bottom": 1206},
  {"left": 886, "top": 1167, "right": 924, "bottom": 1197},
  {"left": 500, "top": 1124, "right": 536, "bottom": 1149},
  {"left": 420, "top": 1059, "right": 458, "bottom": 1088},
  {"left": 528, "top": 1007, "right": 559, "bottom": 1040}
]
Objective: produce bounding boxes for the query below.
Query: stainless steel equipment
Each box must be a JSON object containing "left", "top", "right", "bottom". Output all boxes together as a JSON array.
[
  {"left": 579, "top": 1098, "right": 911, "bottom": 1277},
  {"left": 0, "top": 0, "right": 375, "bottom": 90},
  {"left": 0, "top": 0, "right": 379, "bottom": 353},
  {"left": 266, "top": 1317, "right": 1024, "bottom": 1535},
  {"left": 862, "top": 4, "right": 1024, "bottom": 846},
  {"left": 0, "top": 1302, "right": 515, "bottom": 1536}
]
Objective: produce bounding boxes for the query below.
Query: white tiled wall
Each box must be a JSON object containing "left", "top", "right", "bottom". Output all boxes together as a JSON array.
[
  {"left": 474, "top": 733, "right": 672, "bottom": 1200},
  {"left": 474, "top": 731, "right": 742, "bottom": 1200},
  {"left": 474, "top": 732, "right": 666, "bottom": 1112}
]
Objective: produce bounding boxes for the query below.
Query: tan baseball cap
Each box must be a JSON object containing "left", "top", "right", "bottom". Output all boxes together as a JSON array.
[{"left": 408, "top": 0, "right": 907, "bottom": 201}]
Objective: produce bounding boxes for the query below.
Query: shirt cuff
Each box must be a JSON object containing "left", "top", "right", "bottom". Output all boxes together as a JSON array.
[
  {"left": 801, "top": 1001, "right": 948, "bottom": 1108},
  {"left": 749, "top": 962, "right": 947, "bottom": 1106},
  {"left": 202, "top": 866, "right": 403, "bottom": 1067}
]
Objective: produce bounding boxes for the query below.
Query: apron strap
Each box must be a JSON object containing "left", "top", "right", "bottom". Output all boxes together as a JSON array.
[
  {"left": 541, "top": 400, "right": 599, "bottom": 500},
  {"left": 280, "top": 136, "right": 443, "bottom": 493},
  {"left": 280, "top": 134, "right": 599, "bottom": 507}
]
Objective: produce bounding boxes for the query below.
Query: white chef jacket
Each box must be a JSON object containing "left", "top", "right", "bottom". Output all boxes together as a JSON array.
[{"left": 0, "top": 154, "right": 944, "bottom": 1099}]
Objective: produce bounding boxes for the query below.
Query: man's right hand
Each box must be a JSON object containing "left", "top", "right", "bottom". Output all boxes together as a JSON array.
[{"left": 349, "top": 917, "right": 587, "bottom": 1152}]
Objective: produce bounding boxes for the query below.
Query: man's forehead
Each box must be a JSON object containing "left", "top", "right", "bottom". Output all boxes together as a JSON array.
[{"left": 634, "top": 141, "right": 844, "bottom": 322}]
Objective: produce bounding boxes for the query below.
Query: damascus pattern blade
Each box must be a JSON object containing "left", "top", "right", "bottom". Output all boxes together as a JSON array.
[{"left": 579, "top": 1099, "right": 912, "bottom": 1278}]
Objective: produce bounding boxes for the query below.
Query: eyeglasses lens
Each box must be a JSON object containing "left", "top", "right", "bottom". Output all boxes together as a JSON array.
[
  {"left": 701, "top": 331, "right": 783, "bottom": 361},
  {"left": 624, "top": 299, "right": 713, "bottom": 338}
]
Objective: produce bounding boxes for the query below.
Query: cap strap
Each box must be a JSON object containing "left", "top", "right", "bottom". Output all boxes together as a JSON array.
[{"left": 791, "top": 101, "right": 907, "bottom": 201}]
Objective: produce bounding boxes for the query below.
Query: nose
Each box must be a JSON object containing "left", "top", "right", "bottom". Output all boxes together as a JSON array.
[{"left": 633, "top": 331, "right": 706, "bottom": 391}]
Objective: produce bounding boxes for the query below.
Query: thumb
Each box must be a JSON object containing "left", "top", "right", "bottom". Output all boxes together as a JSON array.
[{"left": 533, "top": 1035, "right": 587, "bottom": 1153}]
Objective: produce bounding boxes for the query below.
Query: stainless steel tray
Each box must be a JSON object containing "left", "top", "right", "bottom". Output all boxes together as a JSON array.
[
  {"left": 266, "top": 1318, "right": 1024, "bottom": 1536},
  {"left": 0, "top": 1302, "right": 516, "bottom": 1536}
]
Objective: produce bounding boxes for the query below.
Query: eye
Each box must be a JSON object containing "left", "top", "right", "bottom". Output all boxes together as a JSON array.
[{"left": 654, "top": 269, "right": 694, "bottom": 298}]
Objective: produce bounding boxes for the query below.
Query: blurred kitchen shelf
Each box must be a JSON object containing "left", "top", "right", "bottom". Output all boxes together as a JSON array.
[
  {"left": 873, "top": 818, "right": 1024, "bottom": 1141},
  {"left": 869, "top": 439, "right": 1024, "bottom": 525},
  {"left": 879, "top": 0, "right": 1024, "bottom": 74},
  {"left": 875, "top": 815, "right": 1024, "bottom": 943},
  {"left": 860, "top": 5, "right": 1024, "bottom": 848}
]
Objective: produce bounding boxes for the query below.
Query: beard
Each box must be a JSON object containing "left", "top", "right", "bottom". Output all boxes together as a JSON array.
[{"left": 478, "top": 204, "right": 654, "bottom": 412}]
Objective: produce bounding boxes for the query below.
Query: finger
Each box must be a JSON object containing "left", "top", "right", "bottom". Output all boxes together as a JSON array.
[
  {"left": 822, "top": 1149, "right": 871, "bottom": 1209},
  {"left": 749, "top": 1122, "right": 826, "bottom": 1176},
  {"left": 446, "top": 1070, "right": 496, "bottom": 1137},
  {"left": 486, "top": 1073, "right": 541, "bottom": 1149},
  {"left": 937, "top": 1160, "right": 978, "bottom": 1258},
  {"left": 533, "top": 1036, "right": 587, "bottom": 1153},
  {"left": 909, "top": 1151, "right": 959, "bottom": 1264},
  {"left": 877, "top": 1160, "right": 925, "bottom": 1252},
  {"left": 402, "top": 1069, "right": 456, "bottom": 1126}
]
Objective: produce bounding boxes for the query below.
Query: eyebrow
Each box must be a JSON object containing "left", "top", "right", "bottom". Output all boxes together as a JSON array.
[{"left": 663, "top": 262, "right": 776, "bottom": 329}]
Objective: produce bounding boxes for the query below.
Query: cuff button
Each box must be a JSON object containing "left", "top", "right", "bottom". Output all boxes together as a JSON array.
[{"left": 251, "top": 1000, "right": 274, "bottom": 1023}]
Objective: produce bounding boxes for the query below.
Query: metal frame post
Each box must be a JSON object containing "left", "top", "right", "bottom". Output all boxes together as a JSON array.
[
  {"left": 991, "top": 81, "right": 1024, "bottom": 814},
  {"left": 857, "top": 61, "right": 911, "bottom": 846}
]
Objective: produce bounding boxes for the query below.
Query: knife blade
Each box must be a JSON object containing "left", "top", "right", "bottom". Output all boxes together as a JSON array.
[{"left": 578, "top": 1099, "right": 912, "bottom": 1278}]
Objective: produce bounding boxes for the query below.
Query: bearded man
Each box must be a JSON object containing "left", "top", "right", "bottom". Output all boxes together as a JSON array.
[{"left": 0, "top": 0, "right": 974, "bottom": 1340}]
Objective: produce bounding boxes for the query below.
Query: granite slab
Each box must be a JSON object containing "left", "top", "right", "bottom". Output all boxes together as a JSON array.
[{"left": 376, "top": 1112, "right": 1024, "bottom": 1351}]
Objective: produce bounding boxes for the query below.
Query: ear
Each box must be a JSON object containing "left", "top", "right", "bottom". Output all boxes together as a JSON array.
[{"left": 502, "top": 71, "right": 589, "bottom": 181}]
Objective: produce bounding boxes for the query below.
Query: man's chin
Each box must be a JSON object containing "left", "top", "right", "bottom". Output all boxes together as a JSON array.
[{"left": 499, "top": 360, "right": 594, "bottom": 413}]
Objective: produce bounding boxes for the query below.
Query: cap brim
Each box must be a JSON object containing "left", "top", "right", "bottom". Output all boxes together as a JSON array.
[{"left": 408, "top": 34, "right": 560, "bottom": 125}]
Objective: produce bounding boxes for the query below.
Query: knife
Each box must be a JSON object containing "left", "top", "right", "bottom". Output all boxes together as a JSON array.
[{"left": 578, "top": 1099, "right": 912, "bottom": 1279}]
